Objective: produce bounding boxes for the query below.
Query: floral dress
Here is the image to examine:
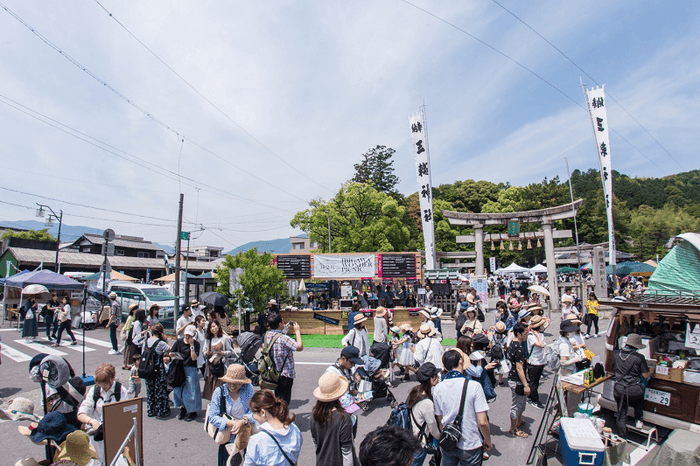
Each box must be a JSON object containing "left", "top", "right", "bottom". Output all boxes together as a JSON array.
[{"left": 143, "top": 337, "right": 170, "bottom": 417}]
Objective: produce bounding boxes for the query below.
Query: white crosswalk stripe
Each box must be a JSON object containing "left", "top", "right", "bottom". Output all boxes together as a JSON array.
[
  {"left": 74, "top": 334, "right": 114, "bottom": 349},
  {"left": 14, "top": 338, "right": 68, "bottom": 356},
  {"left": 0, "top": 333, "right": 116, "bottom": 364},
  {"left": 1, "top": 343, "right": 33, "bottom": 362}
]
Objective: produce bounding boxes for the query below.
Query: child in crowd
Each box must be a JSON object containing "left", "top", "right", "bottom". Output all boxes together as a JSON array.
[{"left": 128, "top": 355, "right": 142, "bottom": 398}]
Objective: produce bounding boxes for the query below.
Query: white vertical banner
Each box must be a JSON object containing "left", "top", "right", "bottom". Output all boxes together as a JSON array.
[
  {"left": 409, "top": 109, "right": 436, "bottom": 270},
  {"left": 585, "top": 85, "right": 616, "bottom": 270}
]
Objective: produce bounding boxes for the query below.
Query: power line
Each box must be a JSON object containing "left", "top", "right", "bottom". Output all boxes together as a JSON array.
[
  {"left": 397, "top": 0, "right": 670, "bottom": 175},
  {"left": 91, "top": 0, "right": 335, "bottom": 194},
  {"left": 489, "top": 0, "right": 684, "bottom": 171},
  {"left": 0, "top": 93, "right": 299, "bottom": 212},
  {"left": 0, "top": 2, "right": 329, "bottom": 202}
]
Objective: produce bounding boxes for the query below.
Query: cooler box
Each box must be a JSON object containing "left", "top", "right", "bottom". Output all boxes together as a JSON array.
[{"left": 560, "top": 418, "right": 605, "bottom": 466}]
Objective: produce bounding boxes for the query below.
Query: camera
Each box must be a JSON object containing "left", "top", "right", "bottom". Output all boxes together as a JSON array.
[{"left": 287, "top": 321, "right": 296, "bottom": 327}]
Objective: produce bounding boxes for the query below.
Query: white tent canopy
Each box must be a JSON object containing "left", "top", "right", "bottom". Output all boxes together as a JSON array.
[
  {"left": 530, "top": 264, "right": 548, "bottom": 273},
  {"left": 495, "top": 262, "right": 530, "bottom": 274}
]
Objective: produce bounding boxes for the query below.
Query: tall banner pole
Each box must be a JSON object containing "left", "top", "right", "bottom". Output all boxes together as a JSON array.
[
  {"left": 409, "top": 105, "right": 436, "bottom": 271},
  {"left": 582, "top": 79, "right": 618, "bottom": 293}
]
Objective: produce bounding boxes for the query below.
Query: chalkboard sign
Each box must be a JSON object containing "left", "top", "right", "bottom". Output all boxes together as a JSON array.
[
  {"left": 380, "top": 254, "right": 417, "bottom": 278},
  {"left": 276, "top": 255, "right": 311, "bottom": 279}
]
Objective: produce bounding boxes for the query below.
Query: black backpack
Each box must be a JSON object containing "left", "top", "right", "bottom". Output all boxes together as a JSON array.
[
  {"left": 138, "top": 339, "right": 163, "bottom": 380},
  {"left": 166, "top": 357, "right": 186, "bottom": 388},
  {"left": 455, "top": 311, "right": 467, "bottom": 334},
  {"left": 93, "top": 381, "right": 122, "bottom": 404}
]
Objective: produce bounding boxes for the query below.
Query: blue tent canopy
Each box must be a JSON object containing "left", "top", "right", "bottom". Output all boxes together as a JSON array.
[
  {"left": 4, "top": 269, "right": 84, "bottom": 290},
  {"left": 0, "top": 269, "right": 31, "bottom": 286}
]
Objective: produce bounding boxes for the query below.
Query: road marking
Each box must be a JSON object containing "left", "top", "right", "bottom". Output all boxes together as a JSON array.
[
  {"left": 0, "top": 343, "right": 33, "bottom": 362},
  {"left": 296, "top": 361, "right": 335, "bottom": 365},
  {"left": 14, "top": 338, "right": 68, "bottom": 356},
  {"left": 54, "top": 341, "right": 96, "bottom": 353},
  {"left": 0, "top": 328, "right": 22, "bottom": 332},
  {"left": 74, "top": 335, "right": 113, "bottom": 348}
]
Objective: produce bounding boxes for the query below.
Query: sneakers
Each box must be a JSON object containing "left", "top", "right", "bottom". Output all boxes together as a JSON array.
[
  {"left": 185, "top": 412, "right": 197, "bottom": 422},
  {"left": 635, "top": 420, "right": 644, "bottom": 429},
  {"left": 52, "top": 342, "right": 60, "bottom": 347},
  {"left": 177, "top": 407, "right": 187, "bottom": 420},
  {"left": 108, "top": 349, "right": 120, "bottom": 355},
  {"left": 71, "top": 340, "right": 78, "bottom": 345},
  {"left": 527, "top": 400, "right": 544, "bottom": 410},
  {"left": 483, "top": 452, "right": 489, "bottom": 461}
]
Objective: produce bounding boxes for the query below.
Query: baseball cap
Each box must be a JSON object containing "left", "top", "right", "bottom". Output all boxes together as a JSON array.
[
  {"left": 340, "top": 346, "right": 363, "bottom": 365},
  {"left": 183, "top": 326, "right": 196, "bottom": 337}
]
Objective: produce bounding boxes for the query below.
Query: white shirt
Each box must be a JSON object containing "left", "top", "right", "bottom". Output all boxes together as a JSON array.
[
  {"left": 433, "top": 377, "right": 489, "bottom": 451},
  {"left": 342, "top": 327, "right": 369, "bottom": 357},
  {"left": 78, "top": 381, "right": 130, "bottom": 424},
  {"left": 373, "top": 316, "right": 387, "bottom": 343},
  {"left": 414, "top": 337, "right": 444, "bottom": 369},
  {"left": 527, "top": 333, "right": 546, "bottom": 366},
  {"left": 176, "top": 314, "right": 194, "bottom": 337}
]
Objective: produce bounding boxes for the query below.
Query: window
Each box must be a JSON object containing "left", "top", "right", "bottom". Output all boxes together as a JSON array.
[
  {"left": 116, "top": 249, "right": 125, "bottom": 256},
  {"left": 137, "top": 252, "right": 150, "bottom": 258}
]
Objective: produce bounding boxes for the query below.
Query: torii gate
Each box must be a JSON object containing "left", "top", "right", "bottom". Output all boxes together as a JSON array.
[{"left": 442, "top": 200, "right": 583, "bottom": 310}]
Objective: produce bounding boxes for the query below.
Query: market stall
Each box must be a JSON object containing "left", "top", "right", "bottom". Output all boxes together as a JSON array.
[{"left": 277, "top": 307, "right": 424, "bottom": 335}]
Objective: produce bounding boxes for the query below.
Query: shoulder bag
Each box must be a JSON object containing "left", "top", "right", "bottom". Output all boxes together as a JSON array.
[
  {"left": 204, "top": 386, "right": 232, "bottom": 444},
  {"left": 438, "top": 379, "right": 469, "bottom": 452},
  {"left": 262, "top": 430, "right": 295, "bottom": 466}
]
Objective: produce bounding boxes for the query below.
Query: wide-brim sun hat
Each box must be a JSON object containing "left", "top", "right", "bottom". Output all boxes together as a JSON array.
[
  {"left": 219, "top": 364, "right": 251, "bottom": 385},
  {"left": 353, "top": 315, "right": 368, "bottom": 325},
  {"left": 467, "top": 294, "right": 475, "bottom": 304},
  {"left": 390, "top": 326, "right": 400, "bottom": 334},
  {"left": 313, "top": 372, "right": 349, "bottom": 402},
  {"left": 560, "top": 320, "right": 579, "bottom": 334},
  {"left": 562, "top": 296, "right": 574, "bottom": 303},
  {"left": 494, "top": 321, "right": 507, "bottom": 333},
  {"left": 517, "top": 309, "right": 532, "bottom": 321},
  {"left": 0, "top": 397, "right": 39, "bottom": 422},
  {"left": 566, "top": 314, "right": 583, "bottom": 325},
  {"left": 55, "top": 431, "right": 99, "bottom": 466},
  {"left": 460, "top": 301, "right": 469, "bottom": 309},
  {"left": 29, "top": 411, "right": 76, "bottom": 444},
  {"left": 625, "top": 333, "right": 646, "bottom": 350},
  {"left": 418, "top": 309, "right": 431, "bottom": 320},
  {"left": 466, "top": 307, "right": 477, "bottom": 317},
  {"left": 529, "top": 315, "right": 545, "bottom": 329},
  {"left": 128, "top": 303, "right": 139, "bottom": 312},
  {"left": 417, "top": 324, "right": 437, "bottom": 339},
  {"left": 432, "top": 308, "right": 444, "bottom": 318},
  {"left": 374, "top": 307, "right": 387, "bottom": 317},
  {"left": 108, "top": 292, "right": 117, "bottom": 299}
]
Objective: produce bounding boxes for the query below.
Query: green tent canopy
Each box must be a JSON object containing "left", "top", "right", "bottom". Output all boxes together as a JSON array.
[
  {"left": 556, "top": 266, "right": 578, "bottom": 273},
  {"left": 605, "top": 261, "right": 655, "bottom": 277},
  {"left": 648, "top": 233, "right": 700, "bottom": 294}
]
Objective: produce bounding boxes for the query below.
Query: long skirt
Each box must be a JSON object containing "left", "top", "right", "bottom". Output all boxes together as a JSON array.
[
  {"left": 122, "top": 341, "right": 136, "bottom": 368},
  {"left": 203, "top": 372, "right": 223, "bottom": 401},
  {"left": 22, "top": 318, "right": 38, "bottom": 338},
  {"left": 173, "top": 366, "right": 202, "bottom": 414},
  {"left": 145, "top": 358, "right": 170, "bottom": 417}
]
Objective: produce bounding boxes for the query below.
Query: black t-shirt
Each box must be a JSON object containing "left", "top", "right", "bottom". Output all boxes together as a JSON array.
[
  {"left": 613, "top": 348, "right": 649, "bottom": 387},
  {"left": 171, "top": 339, "right": 200, "bottom": 367},
  {"left": 508, "top": 340, "right": 528, "bottom": 382},
  {"left": 46, "top": 299, "right": 59, "bottom": 314}
]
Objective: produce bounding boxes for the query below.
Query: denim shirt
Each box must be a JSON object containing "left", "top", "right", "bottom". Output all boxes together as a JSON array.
[
  {"left": 466, "top": 363, "right": 497, "bottom": 401},
  {"left": 208, "top": 383, "right": 255, "bottom": 432}
]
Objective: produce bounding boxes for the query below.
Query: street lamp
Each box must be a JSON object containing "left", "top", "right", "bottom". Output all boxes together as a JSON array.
[{"left": 36, "top": 203, "right": 63, "bottom": 274}]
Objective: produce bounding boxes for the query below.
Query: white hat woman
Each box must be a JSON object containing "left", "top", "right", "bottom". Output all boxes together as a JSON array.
[
  {"left": 310, "top": 372, "right": 358, "bottom": 466},
  {"left": 373, "top": 307, "right": 388, "bottom": 344},
  {"left": 414, "top": 324, "right": 443, "bottom": 370},
  {"left": 341, "top": 314, "right": 370, "bottom": 358},
  {"left": 209, "top": 364, "right": 256, "bottom": 466},
  {"left": 460, "top": 307, "right": 483, "bottom": 338}
]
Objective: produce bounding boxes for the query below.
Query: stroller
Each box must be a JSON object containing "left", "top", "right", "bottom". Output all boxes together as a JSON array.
[
  {"left": 229, "top": 331, "right": 262, "bottom": 385},
  {"left": 355, "top": 342, "right": 397, "bottom": 410}
]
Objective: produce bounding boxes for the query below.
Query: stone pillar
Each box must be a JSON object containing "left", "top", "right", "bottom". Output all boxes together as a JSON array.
[
  {"left": 543, "top": 221, "right": 559, "bottom": 312},
  {"left": 474, "top": 224, "right": 485, "bottom": 276}
]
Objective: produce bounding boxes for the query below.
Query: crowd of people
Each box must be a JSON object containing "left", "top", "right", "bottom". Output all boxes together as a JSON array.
[{"left": 11, "top": 282, "right": 620, "bottom": 466}]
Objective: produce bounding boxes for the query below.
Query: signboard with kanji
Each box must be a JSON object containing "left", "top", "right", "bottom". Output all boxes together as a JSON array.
[{"left": 508, "top": 221, "right": 519, "bottom": 237}]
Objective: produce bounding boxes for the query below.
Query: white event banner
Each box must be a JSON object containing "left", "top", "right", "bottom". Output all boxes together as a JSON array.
[
  {"left": 313, "top": 254, "right": 375, "bottom": 278},
  {"left": 586, "top": 85, "right": 616, "bottom": 269},
  {"left": 409, "top": 110, "right": 436, "bottom": 270}
]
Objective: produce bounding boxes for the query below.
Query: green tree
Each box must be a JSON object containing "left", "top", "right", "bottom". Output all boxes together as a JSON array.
[
  {"left": 1, "top": 229, "right": 57, "bottom": 242},
  {"left": 352, "top": 145, "right": 401, "bottom": 198},
  {"left": 291, "top": 182, "right": 412, "bottom": 252},
  {"left": 215, "top": 248, "right": 286, "bottom": 315}
]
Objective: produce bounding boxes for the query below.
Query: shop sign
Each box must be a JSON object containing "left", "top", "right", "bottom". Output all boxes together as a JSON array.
[
  {"left": 644, "top": 388, "right": 670, "bottom": 406},
  {"left": 313, "top": 313, "right": 340, "bottom": 326},
  {"left": 313, "top": 254, "right": 375, "bottom": 278}
]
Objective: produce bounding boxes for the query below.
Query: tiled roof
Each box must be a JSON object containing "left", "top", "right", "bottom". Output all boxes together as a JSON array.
[{"left": 79, "top": 233, "right": 164, "bottom": 252}]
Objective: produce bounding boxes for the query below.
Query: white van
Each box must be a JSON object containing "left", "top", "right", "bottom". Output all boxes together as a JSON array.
[{"left": 107, "top": 281, "right": 177, "bottom": 327}]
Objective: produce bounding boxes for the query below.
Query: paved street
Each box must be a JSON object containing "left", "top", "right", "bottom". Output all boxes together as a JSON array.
[{"left": 0, "top": 311, "right": 611, "bottom": 465}]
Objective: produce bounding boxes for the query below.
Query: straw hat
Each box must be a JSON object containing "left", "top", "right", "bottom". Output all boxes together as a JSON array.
[
  {"left": 128, "top": 303, "right": 139, "bottom": 312},
  {"left": 14, "top": 459, "right": 39, "bottom": 466},
  {"left": 529, "top": 315, "right": 545, "bottom": 329},
  {"left": 528, "top": 305, "right": 543, "bottom": 315},
  {"left": 418, "top": 309, "right": 431, "bottom": 320},
  {"left": 353, "top": 315, "right": 368, "bottom": 325},
  {"left": 390, "top": 326, "right": 400, "bottom": 334},
  {"left": 562, "top": 295, "right": 574, "bottom": 304},
  {"left": 431, "top": 308, "right": 444, "bottom": 318},
  {"left": 55, "top": 431, "right": 98, "bottom": 466},
  {"left": 495, "top": 321, "right": 507, "bottom": 334},
  {"left": 108, "top": 292, "right": 117, "bottom": 299},
  {"left": 417, "top": 324, "right": 437, "bottom": 339},
  {"left": 374, "top": 306, "right": 387, "bottom": 317},
  {"left": 466, "top": 294, "right": 475, "bottom": 304},
  {"left": 219, "top": 364, "right": 251, "bottom": 385},
  {"left": 313, "top": 372, "right": 349, "bottom": 402},
  {"left": 466, "top": 307, "right": 477, "bottom": 317},
  {"left": 566, "top": 314, "right": 583, "bottom": 325},
  {"left": 399, "top": 323, "right": 413, "bottom": 332}
]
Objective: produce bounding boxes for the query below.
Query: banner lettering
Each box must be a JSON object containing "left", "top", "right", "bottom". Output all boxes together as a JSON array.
[
  {"left": 313, "top": 254, "right": 375, "bottom": 278},
  {"left": 409, "top": 110, "right": 436, "bottom": 269}
]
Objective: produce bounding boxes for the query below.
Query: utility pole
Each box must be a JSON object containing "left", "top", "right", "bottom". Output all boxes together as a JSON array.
[
  {"left": 327, "top": 206, "right": 332, "bottom": 254},
  {"left": 174, "top": 194, "right": 184, "bottom": 329},
  {"left": 36, "top": 204, "right": 63, "bottom": 273},
  {"left": 565, "top": 157, "right": 583, "bottom": 297}
]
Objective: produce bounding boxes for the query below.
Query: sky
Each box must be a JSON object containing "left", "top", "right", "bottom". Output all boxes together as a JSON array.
[{"left": 1, "top": 1, "right": 699, "bottom": 252}]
